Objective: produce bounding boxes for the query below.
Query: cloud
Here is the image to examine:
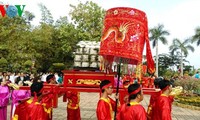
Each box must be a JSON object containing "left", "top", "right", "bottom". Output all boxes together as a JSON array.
[{"left": 155, "top": 0, "right": 200, "bottom": 68}]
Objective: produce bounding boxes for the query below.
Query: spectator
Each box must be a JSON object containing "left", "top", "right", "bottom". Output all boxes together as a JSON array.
[{"left": 195, "top": 71, "right": 199, "bottom": 79}]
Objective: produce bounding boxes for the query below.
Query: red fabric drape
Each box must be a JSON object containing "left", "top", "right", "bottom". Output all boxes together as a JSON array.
[{"left": 99, "top": 7, "right": 155, "bottom": 73}]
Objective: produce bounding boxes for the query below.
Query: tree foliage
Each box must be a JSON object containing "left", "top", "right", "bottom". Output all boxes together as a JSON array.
[
  {"left": 69, "top": 1, "right": 105, "bottom": 41},
  {"left": 169, "top": 38, "right": 194, "bottom": 76},
  {"left": 169, "top": 39, "right": 194, "bottom": 57},
  {"left": 158, "top": 53, "right": 180, "bottom": 68},
  {"left": 149, "top": 24, "right": 170, "bottom": 76},
  {"left": 149, "top": 24, "right": 169, "bottom": 48},
  {"left": 192, "top": 27, "right": 200, "bottom": 46},
  {"left": 0, "top": 2, "right": 90, "bottom": 72},
  {"left": 157, "top": 53, "right": 189, "bottom": 76},
  {"left": 38, "top": 3, "right": 54, "bottom": 24},
  {"left": 0, "top": 16, "right": 33, "bottom": 71},
  {"left": 53, "top": 16, "right": 79, "bottom": 68}
]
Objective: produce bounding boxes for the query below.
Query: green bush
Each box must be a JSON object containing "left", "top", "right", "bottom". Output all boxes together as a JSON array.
[
  {"left": 52, "top": 63, "right": 66, "bottom": 72},
  {"left": 175, "top": 95, "right": 200, "bottom": 107}
]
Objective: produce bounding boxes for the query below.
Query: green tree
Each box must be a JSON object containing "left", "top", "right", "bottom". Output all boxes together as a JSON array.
[
  {"left": 192, "top": 27, "right": 200, "bottom": 46},
  {"left": 0, "top": 16, "right": 35, "bottom": 71},
  {"left": 38, "top": 3, "right": 54, "bottom": 24},
  {"left": 149, "top": 24, "right": 170, "bottom": 76},
  {"left": 23, "top": 11, "right": 35, "bottom": 24},
  {"left": 31, "top": 23, "right": 55, "bottom": 72},
  {"left": 69, "top": 1, "right": 105, "bottom": 41},
  {"left": 157, "top": 53, "right": 188, "bottom": 76},
  {"left": 169, "top": 38, "right": 194, "bottom": 76},
  {"left": 0, "top": 57, "right": 8, "bottom": 70},
  {"left": 53, "top": 16, "right": 79, "bottom": 68},
  {"left": 0, "top": 2, "right": 106, "bottom": 72},
  {"left": 158, "top": 53, "right": 179, "bottom": 68}
]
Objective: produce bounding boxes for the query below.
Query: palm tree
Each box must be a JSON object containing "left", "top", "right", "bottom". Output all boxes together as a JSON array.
[
  {"left": 149, "top": 24, "right": 170, "bottom": 76},
  {"left": 169, "top": 38, "right": 194, "bottom": 76},
  {"left": 192, "top": 27, "right": 200, "bottom": 46}
]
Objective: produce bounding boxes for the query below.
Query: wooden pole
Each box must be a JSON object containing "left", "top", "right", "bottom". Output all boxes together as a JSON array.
[{"left": 114, "top": 62, "right": 121, "bottom": 120}]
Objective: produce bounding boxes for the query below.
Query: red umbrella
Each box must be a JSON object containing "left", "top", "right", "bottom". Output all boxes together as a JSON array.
[{"left": 99, "top": 7, "right": 155, "bottom": 119}]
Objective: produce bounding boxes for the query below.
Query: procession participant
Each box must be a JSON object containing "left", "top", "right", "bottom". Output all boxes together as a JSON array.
[
  {"left": 0, "top": 80, "right": 10, "bottom": 120},
  {"left": 10, "top": 79, "right": 31, "bottom": 119},
  {"left": 13, "top": 81, "right": 51, "bottom": 120},
  {"left": 96, "top": 79, "right": 119, "bottom": 120},
  {"left": 117, "top": 83, "right": 146, "bottom": 120},
  {"left": 66, "top": 90, "right": 81, "bottom": 120},
  {"left": 46, "top": 74, "right": 57, "bottom": 84},
  {"left": 40, "top": 74, "right": 57, "bottom": 120},
  {"left": 45, "top": 74, "right": 81, "bottom": 120},
  {"left": 43, "top": 74, "right": 65, "bottom": 119},
  {"left": 151, "top": 79, "right": 174, "bottom": 120},
  {"left": 147, "top": 77, "right": 162, "bottom": 120}
]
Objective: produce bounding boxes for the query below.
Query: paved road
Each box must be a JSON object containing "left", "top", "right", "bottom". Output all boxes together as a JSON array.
[{"left": 7, "top": 92, "right": 200, "bottom": 120}]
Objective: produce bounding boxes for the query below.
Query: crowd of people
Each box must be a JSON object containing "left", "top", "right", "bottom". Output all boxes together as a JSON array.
[
  {"left": 0, "top": 70, "right": 175, "bottom": 120},
  {"left": 0, "top": 71, "right": 80, "bottom": 120},
  {"left": 0, "top": 72, "right": 63, "bottom": 86}
]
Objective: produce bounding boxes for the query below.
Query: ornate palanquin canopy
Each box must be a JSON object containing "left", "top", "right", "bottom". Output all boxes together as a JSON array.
[{"left": 99, "top": 7, "right": 155, "bottom": 74}]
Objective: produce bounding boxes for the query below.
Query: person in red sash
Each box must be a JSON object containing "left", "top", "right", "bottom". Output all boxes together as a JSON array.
[
  {"left": 96, "top": 80, "right": 118, "bottom": 120},
  {"left": 147, "top": 77, "right": 162, "bottom": 120},
  {"left": 13, "top": 81, "right": 51, "bottom": 120},
  {"left": 66, "top": 91, "right": 80, "bottom": 120},
  {"left": 117, "top": 83, "right": 146, "bottom": 120},
  {"left": 43, "top": 74, "right": 58, "bottom": 120},
  {"left": 151, "top": 79, "right": 174, "bottom": 120},
  {"left": 45, "top": 74, "right": 81, "bottom": 120}
]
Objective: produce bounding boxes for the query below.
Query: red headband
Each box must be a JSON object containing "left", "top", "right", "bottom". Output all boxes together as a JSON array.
[
  {"left": 47, "top": 76, "right": 55, "bottom": 83},
  {"left": 101, "top": 83, "right": 112, "bottom": 90},
  {"left": 161, "top": 86, "right": 169, "bottom": 91},
  {"left": 33, "top": 87, "right": 43, "bottom": 102},
  {"left": 129, "top": 87, "right": 141, "bottom": 96}
]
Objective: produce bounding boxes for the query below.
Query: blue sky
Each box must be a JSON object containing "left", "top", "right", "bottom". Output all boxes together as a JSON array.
[{"left": 1, "top": 0, "right": 200, "bottom": 69}]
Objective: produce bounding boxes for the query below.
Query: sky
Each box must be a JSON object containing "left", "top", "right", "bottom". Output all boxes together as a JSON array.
[{"left": 1, "top": 0, "right": 200, "bottom": 69}]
